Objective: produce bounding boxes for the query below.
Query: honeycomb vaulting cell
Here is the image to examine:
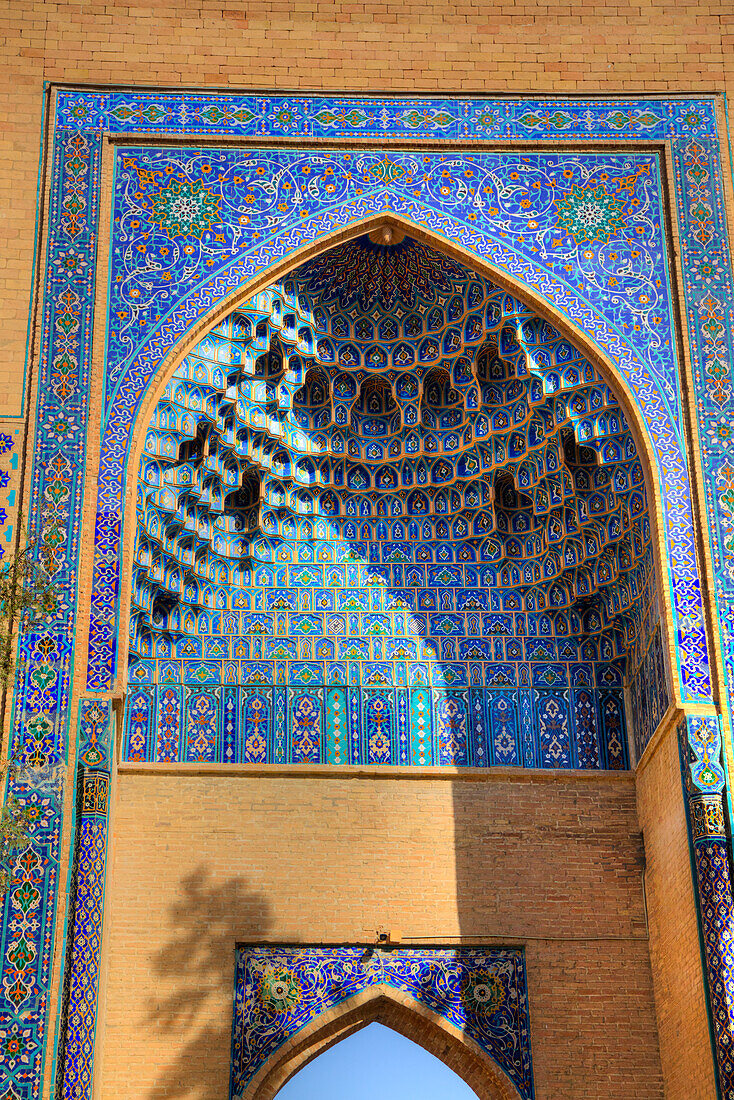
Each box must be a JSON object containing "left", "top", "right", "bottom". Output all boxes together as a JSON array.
[{"left": 125, "top": 232, "right": 669, "bottom": 768}]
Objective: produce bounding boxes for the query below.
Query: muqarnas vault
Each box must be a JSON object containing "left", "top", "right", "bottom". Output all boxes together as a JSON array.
[{"left": 125, "top": 231, "right": 667, "bottom": 770}]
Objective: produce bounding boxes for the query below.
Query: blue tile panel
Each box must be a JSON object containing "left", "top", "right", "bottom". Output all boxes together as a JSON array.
[
  {"left": 123, "top": 683, "right": 628, "bottom": 770},
  {"left": 630, "top": 624, "right": 670, "bottom": 761},
  {"left": 56, "top": 91, "right": 714, "bottom": 142},
  {"left": 230, "top": 946, "right": 534, "bottom": 1100},
  {"left": 58, "top": 769, "right": 110, "bottom": 1100},
  {"left": 87, "top": 146, "right": 709, "bottom": 705}
]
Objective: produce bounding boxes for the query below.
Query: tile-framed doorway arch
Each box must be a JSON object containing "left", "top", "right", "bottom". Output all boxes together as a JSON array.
[
  {"left": 241, "top": 984, "right": 524, "bottom": 1100},
  {"left": 85, "top": 195, "right": 707, "bottom": 710}
]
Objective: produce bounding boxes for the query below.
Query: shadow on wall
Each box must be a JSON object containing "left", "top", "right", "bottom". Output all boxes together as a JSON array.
[
  {"left": 449, "top": 777, "right": 663, "bottom": 1097},
  {"left": 145, "top": 867, "right": 272, "bottom": 1100}
]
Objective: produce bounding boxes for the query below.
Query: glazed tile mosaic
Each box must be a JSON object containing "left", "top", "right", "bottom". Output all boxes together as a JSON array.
[
  {"left": 679, "top": 714, "right": 734, "bottom": 1098},
  {"left": 58, "top": 764, "right": 110, "bottom": 1100},
  {"left": 93, "top": 145, "right": 707, "bottom": 704},
  {"left": 230, "top": 946, "right": 534, "bottom": 1100},
  {"left": 4, "top": 90, "right": 734, "bottom": 1100},
  {"left": 123, "top": 236, "right": 662, "bottom": 767}
]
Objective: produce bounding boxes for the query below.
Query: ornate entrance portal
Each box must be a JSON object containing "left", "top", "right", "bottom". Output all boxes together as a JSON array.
[
  {"left": 8, "top": 90, "right": 734, "bottom": 1100},
  {"left": 231, "top": 947, "right": 530, "bottom": 1100}
]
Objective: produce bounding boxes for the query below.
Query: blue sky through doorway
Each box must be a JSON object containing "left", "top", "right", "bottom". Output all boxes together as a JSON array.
[{"left": 276, "top": 1021, "right": 479, "bottom": 1099}]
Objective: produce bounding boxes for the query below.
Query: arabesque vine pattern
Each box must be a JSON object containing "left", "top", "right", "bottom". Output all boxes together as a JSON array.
[{"left": 231, "top": 947, "right": 533, "bottom": 1099}]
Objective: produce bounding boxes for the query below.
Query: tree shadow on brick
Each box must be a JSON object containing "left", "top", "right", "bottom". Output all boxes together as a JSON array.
[{"left": 146, "top": 866, "right": 273, "bottom": 1100}]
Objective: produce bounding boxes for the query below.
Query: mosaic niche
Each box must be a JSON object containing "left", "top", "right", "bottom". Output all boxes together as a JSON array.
[
  {"left": 230, "top": 946, "right": 534, "bottom": 1100},
  {"left": 124, "top": 232, "right": 669, "bottom": 768}
]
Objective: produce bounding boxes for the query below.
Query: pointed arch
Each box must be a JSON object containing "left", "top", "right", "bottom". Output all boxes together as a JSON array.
[
  {"left": 82, "top": 199, "right": 704, "bottom": 717},
  {"left": 240, "top": 985, "right": 523, "bottom": 1100},
  {"left": 125, "top": 211, "right": 672, "bottom": 479}
]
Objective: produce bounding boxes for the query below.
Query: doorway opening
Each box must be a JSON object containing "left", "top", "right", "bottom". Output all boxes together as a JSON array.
[{"left": 275, "top": 1021, "right": 478, "bottom": 1099}]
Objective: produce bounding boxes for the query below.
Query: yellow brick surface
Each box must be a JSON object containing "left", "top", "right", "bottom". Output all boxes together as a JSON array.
[
  {"left": 636, "top": 726, "right": 716, "bottom": 1100},
  {"left": 99, "top": 771, "right": 665, "bottom": 1099}
]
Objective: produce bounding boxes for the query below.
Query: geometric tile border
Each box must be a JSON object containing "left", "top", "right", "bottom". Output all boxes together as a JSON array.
[{"left": 58, "top": 765, "right": 110, "bottom": 1100}]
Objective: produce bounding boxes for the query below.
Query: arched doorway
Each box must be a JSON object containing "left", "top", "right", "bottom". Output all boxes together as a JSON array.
[
  {"left": 239, "top": 986, "right": 523, "bottom": 1100},
  {"left": 84, "top": 217, "right": 679, "bottom": 1100},
  {"left": 275, "top": 1022, "right": 478, "bottom": 1099}
]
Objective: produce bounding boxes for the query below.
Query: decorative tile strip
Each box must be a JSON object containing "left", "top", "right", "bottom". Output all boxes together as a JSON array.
[
  {"left": 57, "top": 767, "right": 110, "bottom": 1100},
  {"left": 680, "top": 716, "right": 734, "bottom": 1096},
  {"left": 2, "top": 91, "right": 732, "bottom": 1100}
]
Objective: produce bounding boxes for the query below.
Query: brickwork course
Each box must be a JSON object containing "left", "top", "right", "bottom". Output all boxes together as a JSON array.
[
  {"left": 2, "top": 3, "right": 733, "bottom": 1098},
  {"left": 103, "top": 770, "right": 665, "bottom": 1099}
]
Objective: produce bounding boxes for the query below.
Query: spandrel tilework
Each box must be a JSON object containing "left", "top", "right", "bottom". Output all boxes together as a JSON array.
[
  {"left": 124, "top": 234, "right": 666, "bottom": 768},
  {"left": 106, "top": 151, "right": 676, "bottom": 416},
  {"left": 230, "top": 946, "right": 534, "bottom": 1100}
]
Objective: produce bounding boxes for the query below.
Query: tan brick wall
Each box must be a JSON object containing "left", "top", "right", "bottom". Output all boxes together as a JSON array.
[
  {"left": 636, "top": 725, "right": 716, "bottom": 1100},
  {"left": 98, "top": 770, "right": 663, "bottom": 1099}
]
